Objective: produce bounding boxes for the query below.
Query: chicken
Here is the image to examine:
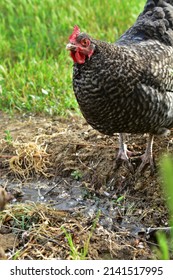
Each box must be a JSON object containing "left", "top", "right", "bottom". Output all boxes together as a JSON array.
[{"left": 66, "top": 0, "right": 173, "bottom": 173}]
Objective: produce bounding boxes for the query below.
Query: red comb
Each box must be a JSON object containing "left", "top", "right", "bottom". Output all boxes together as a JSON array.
[{"left": 69, "top": 25, "right": 80, "bottom": 42}]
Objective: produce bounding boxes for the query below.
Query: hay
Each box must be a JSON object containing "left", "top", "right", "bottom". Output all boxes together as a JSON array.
[
  {"left": 0, "top": 203, "right": 150, "bottom": 260},
  {"left": 2, "top": 140, "right": 52, "bottom": 179}
]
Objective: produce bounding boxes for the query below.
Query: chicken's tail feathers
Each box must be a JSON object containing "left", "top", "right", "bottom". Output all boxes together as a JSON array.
[{"left": 117, "top": 0, "right": 173, "bottom": 46}]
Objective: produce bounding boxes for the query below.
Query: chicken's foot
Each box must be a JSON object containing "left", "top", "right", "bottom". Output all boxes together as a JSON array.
[
  {"left": 115, "top": 133, "right": 134, "bottom": 173},
  {"left": 137, "top": 134, "right": 155, "bottom": 175}
]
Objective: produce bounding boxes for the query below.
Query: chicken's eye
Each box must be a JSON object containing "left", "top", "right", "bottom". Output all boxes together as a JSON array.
[{"left": 81, "top": 38, "right": 90, "bottom": 47}]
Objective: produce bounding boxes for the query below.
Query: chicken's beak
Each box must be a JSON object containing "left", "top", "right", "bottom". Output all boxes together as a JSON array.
[{"left": 66, "top": 43, "right": 76, "bottom": 51}]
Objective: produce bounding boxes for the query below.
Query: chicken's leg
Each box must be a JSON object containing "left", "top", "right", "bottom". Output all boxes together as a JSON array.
[
  {"left": 137, "top": 134, "right": 155, "bottom": 174},
  {"left": 116, "top": 133, "right": 155, "bottom": 174},
  {"left": 115, "top": 133, "right": 134, "bottom": 172}
]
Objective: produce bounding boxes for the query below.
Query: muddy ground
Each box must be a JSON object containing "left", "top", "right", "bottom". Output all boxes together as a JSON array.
[{"left": 0, "top": 111, "right": 172, "bottom": 260}]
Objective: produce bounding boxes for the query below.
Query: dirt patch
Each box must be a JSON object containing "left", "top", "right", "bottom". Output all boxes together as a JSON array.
[{"left": 0, "top": 111, "right": 172, "bottom": 259}]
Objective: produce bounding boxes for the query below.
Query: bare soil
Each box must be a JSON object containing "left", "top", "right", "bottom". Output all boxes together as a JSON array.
[{"left": 0, "top": 111, "right": 172, "bottom": 259}]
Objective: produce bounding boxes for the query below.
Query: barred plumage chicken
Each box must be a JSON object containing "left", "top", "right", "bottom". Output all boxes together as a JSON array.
[{"left": 66, "top": 0, "right": 173, "bottom": 173}]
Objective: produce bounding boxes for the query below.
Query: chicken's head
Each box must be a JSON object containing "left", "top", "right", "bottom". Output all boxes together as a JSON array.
[{"left": 66, "top": 26, "right": 95, "bottom": 64}]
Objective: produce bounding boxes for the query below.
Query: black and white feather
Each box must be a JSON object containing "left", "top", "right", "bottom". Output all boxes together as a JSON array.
[{"left": 67, "top": 0, "right": 173, "bottom": 173}]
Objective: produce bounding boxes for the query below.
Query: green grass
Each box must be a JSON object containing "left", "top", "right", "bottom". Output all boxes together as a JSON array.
[
  {"left": 61, "top": 210, "right": 100, "bottom": 260},
  {"left": 0, "top": 0, "right": 145, "bottom": 115},
  {"left": 158, "top": 155, "right": 173, "bottom": 259}
]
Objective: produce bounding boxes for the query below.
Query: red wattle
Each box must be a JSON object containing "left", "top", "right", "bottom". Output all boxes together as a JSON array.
[{"left": 70, "top": 51, "right": 86, "bottom": 64}]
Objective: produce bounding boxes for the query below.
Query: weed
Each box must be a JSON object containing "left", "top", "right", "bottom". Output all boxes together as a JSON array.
[
  {"left": 71, "top": 169, "right": 83, "bottom": 180},
  {"left": 4, "top": 130, "right": 13, "bottom": 143},
  {"left": 158, "top": 155, "right": 173, "bottom": 259},
  {"left": 61, "top": 210, "right": 100, "bottom": 260},
  {"left": 156, "top": 231, "right": 170, "bottom": 260}
]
